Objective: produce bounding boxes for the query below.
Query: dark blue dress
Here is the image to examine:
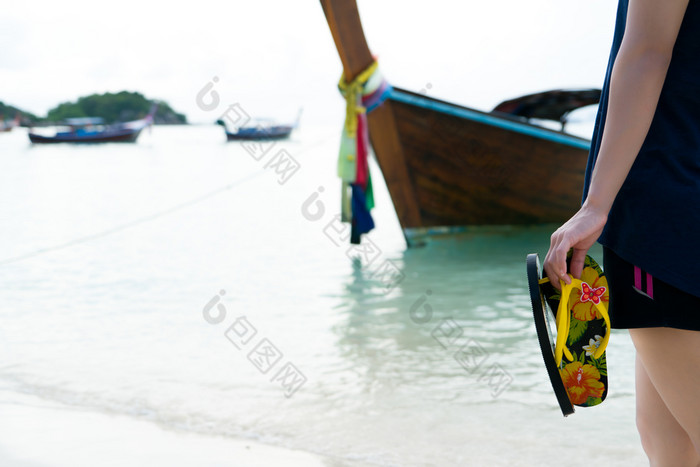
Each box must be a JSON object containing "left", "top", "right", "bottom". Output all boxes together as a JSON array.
[{"left": 583, "top": 0, "right": 700, "bottom": 300}]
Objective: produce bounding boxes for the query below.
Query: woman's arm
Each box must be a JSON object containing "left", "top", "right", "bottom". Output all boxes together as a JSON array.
[{"left": 543, "top": 0, "right": 689, "bottom": 288}]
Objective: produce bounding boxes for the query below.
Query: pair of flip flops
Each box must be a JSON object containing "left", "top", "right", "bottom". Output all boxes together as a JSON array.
[{"left": 526, "top": 253, "right": 611, "bottom": 416}]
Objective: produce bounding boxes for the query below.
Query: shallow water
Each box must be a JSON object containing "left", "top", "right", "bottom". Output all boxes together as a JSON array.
[{"left": 0, "top": 125, "right": 644, "bottom": 466}]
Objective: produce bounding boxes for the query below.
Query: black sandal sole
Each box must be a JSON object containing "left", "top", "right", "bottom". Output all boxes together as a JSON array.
[{"left": 526, "top": 253, "right": 575, "bottom": 417}]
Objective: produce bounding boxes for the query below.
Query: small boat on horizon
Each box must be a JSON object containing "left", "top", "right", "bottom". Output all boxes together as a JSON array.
[
  {"left": 0, "top": 113, "right": 20, "bottom": 133},
  {"left": 321, "top": 0, "right": 600, "bottom": 246},
  {"left": 216, "top": 109, "right": 301, "bottom": 141},
  {"left": 28, "top": 104, "right": 157, "bottom": 144}
]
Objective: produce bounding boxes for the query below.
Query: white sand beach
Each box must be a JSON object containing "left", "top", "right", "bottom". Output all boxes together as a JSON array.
[{"left": 0, "top": 392, "right": 347, "bottom": 467}]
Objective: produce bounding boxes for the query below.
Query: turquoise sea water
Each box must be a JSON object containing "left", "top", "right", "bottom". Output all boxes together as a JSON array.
[{"left": 0, "top": 125, "right": 644, "bottom": 466}]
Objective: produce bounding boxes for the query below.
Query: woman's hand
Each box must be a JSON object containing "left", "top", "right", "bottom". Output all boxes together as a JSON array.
[{"left": 543, "top": 203, "right": 608, "bottom": 290}]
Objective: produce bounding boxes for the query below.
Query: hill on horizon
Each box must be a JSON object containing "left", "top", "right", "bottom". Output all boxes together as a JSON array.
[
  {"left": 0, "top": 101, "right": 39, "bottom": 125},
  {"left": 45, "top": 91, "right": 187, "bottom": 125}
]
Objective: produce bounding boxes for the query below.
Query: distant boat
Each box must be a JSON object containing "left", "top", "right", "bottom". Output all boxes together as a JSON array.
[
  {"left": 28, "top": 104, "right": 157, "bottom": 144},
  {"left": 0, "top": 113, "right": 20, "bottom": 133},
  {"left": 321, "top": 0, "right": 599, "bottom": 246},
  {"left": 216, "top": 110, "right": 301, "bottom": 141}
]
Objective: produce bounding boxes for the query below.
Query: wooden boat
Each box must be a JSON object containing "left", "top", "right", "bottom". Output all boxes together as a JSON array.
[
  {"left": 28, "top": 105, "right": 157, "bottom": 144},
  {"left": 216, "top": 110, "right": 301, "bottom": 141},
  {"left": 321, "top": 0, "right": 597, "bottom": 245},
  {"left": 219, "top": 122, "right": 294, "bottom": 141},
  {"left": 0, "top": 113, "right": 20, "bottom": 133}
]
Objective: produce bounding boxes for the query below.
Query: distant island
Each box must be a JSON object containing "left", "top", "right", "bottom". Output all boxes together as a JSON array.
[
  {"left": 1, "top": 91, "right": 187, "bottom": 126},
  {"left": 47, "top": 91, "right": 187, "bottom": 124},
  {"left": 0, "top": 101, "right": 39, "bottom": 125}
]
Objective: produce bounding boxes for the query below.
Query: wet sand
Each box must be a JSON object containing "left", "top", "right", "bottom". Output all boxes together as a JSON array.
[{"left": 0, "top": 392, "right": 352, "bottom": 467}]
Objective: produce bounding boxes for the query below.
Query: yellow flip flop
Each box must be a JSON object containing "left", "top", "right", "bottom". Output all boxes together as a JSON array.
[{"left": 527, "top": 253, "right": 610, "bottom": 416}]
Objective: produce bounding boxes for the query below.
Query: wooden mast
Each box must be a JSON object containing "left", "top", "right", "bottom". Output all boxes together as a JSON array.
[{"left": 320, "top": 0, "right": 423, "bottom": 230}]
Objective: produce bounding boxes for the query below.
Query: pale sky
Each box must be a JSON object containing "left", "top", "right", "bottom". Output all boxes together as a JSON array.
[{"left": 1, "top": 0, "right": 617, "bottom": 125}]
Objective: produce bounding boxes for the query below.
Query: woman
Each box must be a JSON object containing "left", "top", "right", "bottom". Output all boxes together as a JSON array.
[{"left": 543, "top": 0, "right": 700, "bottom": 464}]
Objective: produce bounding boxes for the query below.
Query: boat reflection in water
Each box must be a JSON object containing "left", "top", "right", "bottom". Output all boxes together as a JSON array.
[{"left": 332, "top": 227, "right": 558, "bottom": 406}]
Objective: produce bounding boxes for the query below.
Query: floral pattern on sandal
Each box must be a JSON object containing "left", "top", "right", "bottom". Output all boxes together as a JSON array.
[{"left": 542, "top": 255, "right": 610, "bottom": 408}]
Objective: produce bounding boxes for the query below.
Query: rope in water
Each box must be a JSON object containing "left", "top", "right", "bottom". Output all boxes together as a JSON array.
[
  {"left": 0, "top": 170, "right": 266, "bottom": 266},
  {"left": 0, "top": 137, "right": 331, "bottom": 266}
]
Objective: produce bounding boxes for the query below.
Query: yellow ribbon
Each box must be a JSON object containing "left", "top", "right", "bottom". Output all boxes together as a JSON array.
[{"left": 338, "top": 60, "right": 379, "bottom": 137}]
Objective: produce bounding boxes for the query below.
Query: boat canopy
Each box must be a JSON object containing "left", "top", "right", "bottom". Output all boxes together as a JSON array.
[
  {"left": 64, "top": 117, "right": 105, "bottom": 126},
  {"left": 492, "top": 89, "right": 601, "bottom": 128}
]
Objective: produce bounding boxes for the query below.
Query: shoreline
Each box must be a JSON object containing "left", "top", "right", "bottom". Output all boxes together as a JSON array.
[{"left": 0, "top": 391, "right": 351, "bottom": 467}]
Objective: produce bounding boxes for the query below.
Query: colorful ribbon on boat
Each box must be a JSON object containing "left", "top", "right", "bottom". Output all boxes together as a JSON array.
[{"left": 337, "top": 60, "right": 392, "bottom": 244}]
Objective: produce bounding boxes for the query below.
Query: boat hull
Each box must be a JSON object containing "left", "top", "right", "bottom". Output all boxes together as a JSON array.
[
  {"left": 224, "top": 126, "right": 293, "bottom": 141},
  {"left": 28, "top": 128, "right": 143, "bottom": 144},
  {"left": 381, "top": 89, "right": 588, "bottom": 230}
]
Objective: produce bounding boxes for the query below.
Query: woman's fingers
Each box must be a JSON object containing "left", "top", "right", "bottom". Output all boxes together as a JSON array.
[
  {"left": 544, "top": 232, "right": 571, "bottom": 290},
  {"left": 569, "top": 248, "right": 588, "bottom": 279},
  {"left": 543, "top": 204, "right": 607, "bottom": 289}
]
